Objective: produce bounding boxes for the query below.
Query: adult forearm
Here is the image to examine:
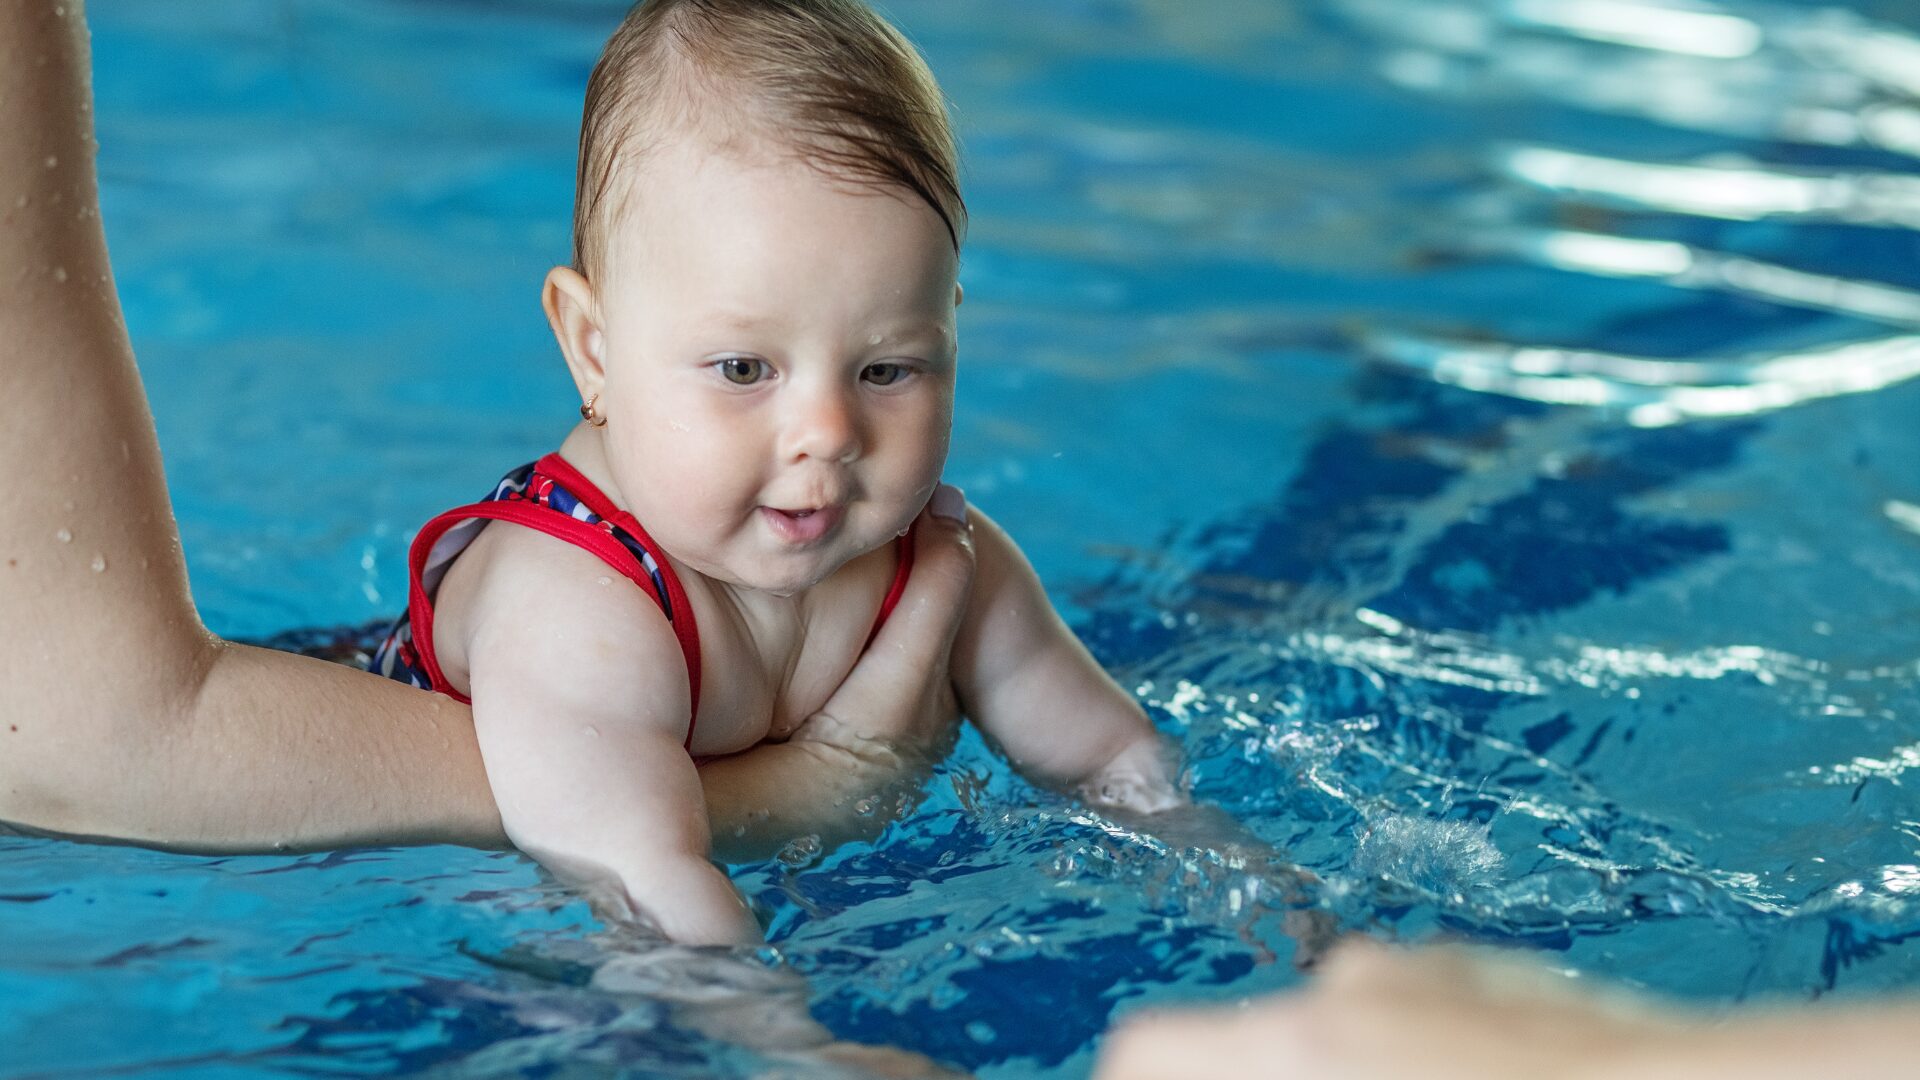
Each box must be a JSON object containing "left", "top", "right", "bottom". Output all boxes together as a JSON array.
[
  {"left": 700, "top": 738, "right": 935, "bottom": 864},
  {"left": 0, "top": 1, "right": 109, "bottom": 298},
  {"left": 31, "top": 642, "right": 508, "bottom": 852},
  {"left": 1617, "top": 1005, "right": 1920, "bottom": 1080}
]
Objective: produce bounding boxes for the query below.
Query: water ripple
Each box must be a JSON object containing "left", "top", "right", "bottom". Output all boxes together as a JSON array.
[
  {"left": 1366, "top": 330, "right": 1920, "bottom": 425},
  {"left": 1498, "top": 144, "right": 1920, "bottom": 228}
]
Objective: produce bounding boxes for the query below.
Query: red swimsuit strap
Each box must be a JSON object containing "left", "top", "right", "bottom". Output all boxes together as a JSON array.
[
  {"left": 405, "top": 455, "right": 919, "bottom": 755},
  {"left": 402, "top": 490, "right": 702, "bottom": 751},
  {"left": 539, "top": 452, "right": 916, "bottom": 669},
  {"left": 532, "top": 454, "right": 704, "bottom": 724},
  {"left": 867, "top": 519, "right": 918, "bottom": 648}
]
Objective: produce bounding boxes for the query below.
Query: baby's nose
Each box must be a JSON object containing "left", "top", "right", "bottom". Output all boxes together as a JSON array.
[{"left": 782, "top": 387, "right": 862, "bottom": 464}]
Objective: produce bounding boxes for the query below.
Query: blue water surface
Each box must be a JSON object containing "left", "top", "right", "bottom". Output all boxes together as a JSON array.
[{"left": 8, "top": 0, "right": 1920, "bottom": 1075}]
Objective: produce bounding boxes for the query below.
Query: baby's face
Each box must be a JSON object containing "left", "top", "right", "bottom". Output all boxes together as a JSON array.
[{"left": 588, "top": 139, "right": 959, "bottom": 595}]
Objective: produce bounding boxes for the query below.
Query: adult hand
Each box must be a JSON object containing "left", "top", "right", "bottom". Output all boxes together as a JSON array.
[
  {"left": 699, "top": 488, "right": 975, "bottom": 861},
  {"left": 1094, "top": 939, "right": 1681, "bottom": 1080},
  {"left": 791, "top": 483, "right": 976, "bottom": 765}
]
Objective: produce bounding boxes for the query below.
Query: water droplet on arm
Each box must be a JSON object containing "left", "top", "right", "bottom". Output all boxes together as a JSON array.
[
  {"left": 52, "top": 267, "right": 67, "bottom": 284},
  {"left": 54, "top": 528, "right": 72, "bottom": 543},
  {"left": 583, "top": 725, "right": 600, "bottom": 739},
  {"left": 90, "top": 554, "right": 107, "bottom": 573},
  {"left": 43, "top": 156, "right": 56, "bottom": 170}
]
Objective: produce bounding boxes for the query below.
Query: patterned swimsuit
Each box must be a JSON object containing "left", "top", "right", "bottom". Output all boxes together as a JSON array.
[{"left": 373, "top": 453, "right": 916, "bottom": 749}]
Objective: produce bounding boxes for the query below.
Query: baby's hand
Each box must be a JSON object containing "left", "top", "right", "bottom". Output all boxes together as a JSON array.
[{"left": 791, "top": 487, "right": 975, "bottom": 766}]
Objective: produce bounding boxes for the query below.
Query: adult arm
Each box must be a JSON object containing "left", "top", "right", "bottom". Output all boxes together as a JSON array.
[{"left": 0, "top": 0, "right": 504, "bottom": 850}]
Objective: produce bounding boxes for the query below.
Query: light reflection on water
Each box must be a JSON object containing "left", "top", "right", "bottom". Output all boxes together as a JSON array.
[{"left": 7, "top": 0, "right": 1920, "bottom": 1075}]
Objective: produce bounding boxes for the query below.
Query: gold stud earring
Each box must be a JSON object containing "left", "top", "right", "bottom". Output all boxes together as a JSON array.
[{"left": 580, "top": 394, "right": 607, "bottom": 427}]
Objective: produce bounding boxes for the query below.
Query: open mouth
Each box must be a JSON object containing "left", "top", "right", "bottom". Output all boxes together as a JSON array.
[{"left": 759, "top": 504, "right": 843, "bottom": 544}]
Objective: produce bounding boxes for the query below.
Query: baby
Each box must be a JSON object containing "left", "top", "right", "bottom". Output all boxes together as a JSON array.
[{"left": 373, "top": 0, "right": 1180, "bottom": 945}]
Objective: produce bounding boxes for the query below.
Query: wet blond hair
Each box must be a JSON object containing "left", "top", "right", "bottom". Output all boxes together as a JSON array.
[{"left": 571, "top": 0, "right": 966, "bottom": 283}]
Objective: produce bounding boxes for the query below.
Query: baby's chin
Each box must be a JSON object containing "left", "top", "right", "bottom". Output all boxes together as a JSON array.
[
  {"left": 728, "top": 531, "right": 905, "bottom": 597},
  {"left": 718, "top": 545, "right": 860, "bottom": 598}
]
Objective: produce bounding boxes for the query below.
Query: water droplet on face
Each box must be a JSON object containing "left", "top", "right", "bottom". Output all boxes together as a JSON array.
[
  {"left": 869, "top": 333, "right": 884, "bottom": 346},
  {"left": 583, "top": 725, "right": 600, "bottom": 739},
  {"left": 90, "top": 554, "right": 107, "bottom": 573},
  {"left": 54, "top": 528, "right": 72, "bottom": 543},
  {"left": 52, "top": 267, "right": 67, "bottom": 283}
]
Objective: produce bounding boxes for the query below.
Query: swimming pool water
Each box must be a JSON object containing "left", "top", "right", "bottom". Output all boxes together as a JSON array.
[{"left": 9, "top": 0, "right": 1920, "bottom": 1075}]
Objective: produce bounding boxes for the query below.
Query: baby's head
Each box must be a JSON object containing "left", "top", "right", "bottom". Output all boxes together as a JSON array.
[{"left": 543, "top": 0, "right": 966, "bottom": 596}]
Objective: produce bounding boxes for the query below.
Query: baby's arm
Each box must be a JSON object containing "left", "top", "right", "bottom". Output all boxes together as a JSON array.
[
  {"left": 952, "top": 507, "right": 1344, "bottom": 960},
  {"left": 456, "top": 532, "right": 758, "bottom": 946},
  {"left": 948, "top": 510, "right": 1180, "bottom": 811},
  {"left": 951, "top": 510, "right": 1335, "bottom": 964}
]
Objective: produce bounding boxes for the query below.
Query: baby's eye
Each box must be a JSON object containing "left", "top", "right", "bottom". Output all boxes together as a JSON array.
[
  {"left": 862, "top": 362, "right": 910, "bottom": 386},
  {"left": 717, "top": 357, "right": 768, "bottom": 385}
]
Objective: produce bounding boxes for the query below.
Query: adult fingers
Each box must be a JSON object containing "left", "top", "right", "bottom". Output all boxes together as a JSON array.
[
  {"left": 822, "top": 484, "right": 976, "bottom": 717},
  {"left": 879, "top": 483, "right": 977, "bottom": 659},
  {"left": 1095, "top": 1003, "right": 1306, "bottom": 1080}
]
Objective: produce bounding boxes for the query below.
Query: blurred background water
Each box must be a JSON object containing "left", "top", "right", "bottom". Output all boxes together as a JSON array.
[{"left": 7, "top": 0, "right": 1920, "bottom": 1075}]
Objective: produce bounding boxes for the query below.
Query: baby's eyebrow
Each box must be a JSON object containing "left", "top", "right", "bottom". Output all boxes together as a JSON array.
[
  {"left": 710, "top": 310, "right": 770, "bottom": 331},
  {"left": 874, "top": 321, "right": 955, "bottom": 346}
]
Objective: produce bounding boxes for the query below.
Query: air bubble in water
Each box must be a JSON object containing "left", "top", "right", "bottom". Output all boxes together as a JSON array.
[{"left": 775, "top": 834, "right": 823, "bottom": 869}]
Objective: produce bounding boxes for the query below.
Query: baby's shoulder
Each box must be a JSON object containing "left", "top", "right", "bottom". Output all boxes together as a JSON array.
[
  {"left": 429, "top": 517, "right": 685, "bottom": 700},
  {"left": 457, "top": 519, "right": 670, "bottom": 628}
]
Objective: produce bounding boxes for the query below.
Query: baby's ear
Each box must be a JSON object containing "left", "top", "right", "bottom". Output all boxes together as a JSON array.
[{"left": 543, "top": 266, "right": 606, "bottom": 398}]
